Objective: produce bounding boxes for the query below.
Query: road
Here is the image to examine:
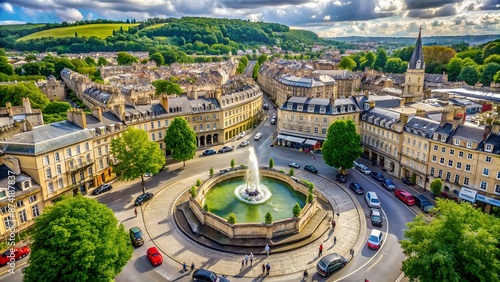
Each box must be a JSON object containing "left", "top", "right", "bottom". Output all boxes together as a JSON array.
[{"left": 0, "top": 95, "right": 420, "bottom": 282}]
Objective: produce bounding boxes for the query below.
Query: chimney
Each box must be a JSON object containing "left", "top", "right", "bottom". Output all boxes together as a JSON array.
[
  {"left": 416, "top": 109, "right": 427, "bottom": 118},
  {"left": 22, "top": 97, "right": 32, "bottom": 114},
  {"left": 67, "top": 108, "right": 74, "bottom": 123},
  {"left": 492, "top": 121, "right": 500, "bottom": 135},
  {"left": 72, "top": 109, "right": 87, "bottom": 129},
  {"left": 452, "top": 115, "right": 461, "bottom": 130},
  {"left": 440, "top": 108, "right": 452, "bottom": 127},
  {"left": 26, "top": 122, "right": 34, "bottom": 132},
  {"left": 92, "top": 106, "right": 102, "bottom": 122},
  {"left": 400, "top": 113, "right": 410, "bottom": 125},
  {"left": 482, "top": 125, "right": 492, "bottom": 141},
  {"left": 369, "top": 100, "right": 376, "bottom": 109},
  {"left": 364, "top": 90, "right": 369, "bottom": 99},
  {"left": 159, "top": 94, "right": 169, "bottom": 113},
  {"left": 3, "top": 156, "right": 21, "bottom": 175}
]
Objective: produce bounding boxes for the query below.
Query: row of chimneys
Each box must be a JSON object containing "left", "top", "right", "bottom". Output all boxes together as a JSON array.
[{"left": 4, "top": 98, "right": 32, "bottom": 117}]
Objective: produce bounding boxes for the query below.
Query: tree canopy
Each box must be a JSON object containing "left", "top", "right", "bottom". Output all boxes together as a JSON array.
[
  {"left": 149, "top": 52, "right": 165, "bottom": 66},
  {"left": 164, "top": 117, "right": 197, "bottom": 167},
  {"left": 152, "top": 79, "right": 182, "bottom": 95},
  {"left": 401, "top": 199, "right": 500, "bottom": 282},
  {"left": 322, "top": 120, "right": 363, "bottom": 173},
  {"left": 23, "top": 196, "right": 132, "bottom": 282},
  {"left": 0, "top": 82, "right": 50, "bottom": 109},
  {"left": 338, "top": 57, "right": 356, "bottom": 71},
  {"left": 110, "top": 128, "right": 166, "bottom": 193},
  {"left": 457, "top": 65, "right": 480, "bottom": 85},
  {"left": 116, "top": 52, "right": 138, "bottom": 65},
  {"left": 372, "top": 49, "right": 388, "bottom": 71},
  {"left": 0, "top": 56, "right": 14, "bottom": 75}
]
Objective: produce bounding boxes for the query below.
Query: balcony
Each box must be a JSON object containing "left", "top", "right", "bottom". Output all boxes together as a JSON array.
[{"left": 66, "top": 159, "right": 94, "bottom": 172}]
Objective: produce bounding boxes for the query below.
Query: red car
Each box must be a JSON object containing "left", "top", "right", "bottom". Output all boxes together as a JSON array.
[
  {"left": 0, "top": 246, "right": 31, "bottom": 266},
  {"left": 146, "top": 247, "right": 163, "bottom": 266}
]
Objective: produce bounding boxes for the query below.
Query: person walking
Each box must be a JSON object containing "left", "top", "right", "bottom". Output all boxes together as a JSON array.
[
  {"left": 262, "top": 263, "right": 265, "bottom": 274},
  {"left": 249, "top": 252, "right": 254, "bottom": 266},
  {"left": 303, "top": 269, "right": 309, "bottom": 280},
  {"left": 241, "top": 258, "right": 245, "bottom": 268},
  {"left": 334, "top": 236, "right": 337, "bottom": 245},
  {"left": 331, "top": 220, "right": 336, "bottom": 230},
  {"left": 134, "top": 208, "right": 137, "bottom": 217},
  {"left": 264, "top": 244, "right": 270, "bottom": 256},
  {"left": 244, "top": 254, "right": 249, "bottom": 266},
  {"left": 266, "top": 263, "right": 270, "bottom": 275},
  {"left": 191, "top": 262, "right": 195, "bottom": 270},
  {"left": 182, "top": 262, "right": 187, "bottom": 272},
  {"left": 318, "top": 243, "right": 323, "bottom": 256}
]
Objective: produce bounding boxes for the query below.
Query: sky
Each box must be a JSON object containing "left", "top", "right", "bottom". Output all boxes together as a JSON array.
[{"left": 0, "top": 0, "right": 499, "bottom": 37}]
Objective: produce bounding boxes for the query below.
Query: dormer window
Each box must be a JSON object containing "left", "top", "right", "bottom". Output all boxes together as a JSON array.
[
  {"left": 454, "top": 139, "right": 460, "bottom": 146},
  {"left": 485, "top": 144, "right": 493, "bottom": 152},
  {"left": 361, "top": 114, "right": 367, "bottom": 121},
  {"left": 319, "top": 106, "right": 326, "bottom": 114},
  {"left": 308, "top": 105, "right": 314, "bottom": 112},
  {"left": 433, "top": 133, "right": 439, "bottom": 140},
  {"left": 441, "top": 135, "right": 447, "bottom": 142},
  {"left": 348, "top": 106, "right": 353, "bottom": 112},
  {"left": 416, "top": 60, "right": 421, "bottom": 69},
  {"left": 287, "top": 103, "right": 293, "bottom": 110},
  {"left": 297, "top": 105, "right": 303, "bottom": 111},
  {"left": 466, "top": 141, "right": 472, "bottom": 149},
  {"left": 364, "top": 103, "right": 370, "bottom": 110},
  {"left": 333, "top": 107, "right": 337, "bottom": 114},
  {"left": 368, "top": 117, "right": 373, "bottom": 123}
]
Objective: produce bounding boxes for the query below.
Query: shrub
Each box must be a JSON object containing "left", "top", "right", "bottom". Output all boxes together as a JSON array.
[
  {"left": 228, "top": 213, "right": 236, "bottom": 224},
  {"left": 307, "top": 192, "right": 314, "bottom": 203},
  {"left": 289, "top": 168, "right": 294, "bottom": 176},
  {"left": 269, "top": 158, "right": 274, "bottom": 168},
  {"left": 292, "top": 202, "right": 302, "bottom": 217},
  {"left": 265, "top": 212, "right": 273, "bottom": 224},
  {"left": 203, "top": 203, "right": 210, "bottom": 212},
  {"left": 189, "top": 186, "right": 197, "bottom": 198},
  {"left": 230, "top": 159, "right": 235, "bottom": 169},
  {"left": 196, "top": 179, "right": 202, "bottom": 187},
  {"left": 308, "top": 183, "right": 314, "bottom": 193},
  {"left": 209, "top": 167, "right": 214, "bottom": 177}
]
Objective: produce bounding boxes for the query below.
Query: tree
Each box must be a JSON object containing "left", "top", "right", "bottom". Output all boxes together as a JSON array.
[
  {"left": 0, "top": 56, "right": 14, "bottom": 75},
  {"left": 322, "top": 120, "right": 363, "bottom": 174},
  {"left": 110, "top": 128, "right": 166, "bottom": 194},
  {"left": 269, "top": 157, "right": 274, "bottom": 168},
  {"left": 292, "top": 202, "right": 302, "bottom": 217},
  {"left": 43, "top": 101, "right": 71, "bottom": 114},
  {"left": 372, "top": 49, "right": 388, "bottom": 71},
  {"left": 97, "top": 57, "right": 108, "bottom": 66},
  {"left": 230, "top": 159, "right": 235, "bottom": 169},
  {"left": 190, "top": 186, "right": 197, "bottom": 198},
  {"left": 445, "top": 57, "right": 464, "bottom": 81},
  {"left": 401, "top": 199, "right": 500, "bottom": 282},
  {"left": 151, "top": 79, "right": 182, "bottom": 95},
  {"left": 307, "top": 192, "right": 314, "bottom": 203},
  {"left": 85, "top": 56, "right": 96, "bottom": 66},
  {"left": 265, "top": 212, "right": 273, "bottom": 224},
  {"left": 25, "top": 54, "right": 37, "bottom": 62},
  {"left": 209, "top": 167, "right": 214, "bottom": 177},
  {"left": 23, "top": 196, "right": 132, "bottom": 282},
  {"left": 227, "top": 213, "right": 236, "bottom": 224},
  {"left": 338, "top": 57, "right": 356, "bottom": 71},
  {"left": 457, "top": 65, "right": 480, "bottom": 85},
  {"left": 494, "top": 71, "right": 500, "bottom": 83},
  {"left": 359, "top": 52, "right": 375, "bottom": 71},
  {"left": 116, "top": 52, "right": 138, "bottom": 65},
  {"left": 484, "top": 54, "right": 500, "bottom": 65},
  {"left": 257, "top": 54, "right": 268, "bottom": 65},
  {"left": 457, "top": 49, "right": 484, "bottom": 64},
  {"left": 203, "top": 203, "right": 210, "bottom": 212},
  {"left": 289, "top": 168, "right": 294, "bottom": 176},
  {"left": 0, "top": 82, "right": 50, "bottom": 109},
  {"left": 430, "top": 178, "right": 443, "bottom": 197},
  {"left": 149, "top": 52, "right": 165, "bottom": 67},
  {"left": 164, "top": 117, "right": 197, "bottom": 167},
  {"left": 384, "top": 58, "right": 405, "bottom": 73},
  {"left": 481, "top": 63, "right": 500, "bottom": 86}
]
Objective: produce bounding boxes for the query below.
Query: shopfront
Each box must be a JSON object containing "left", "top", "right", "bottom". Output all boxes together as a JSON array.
[
  {"left": 475, "top": 194, "right": 500, "bottom": 214},
  {"left": 459, "top": 187, "right": 477, "bottom": 204}
]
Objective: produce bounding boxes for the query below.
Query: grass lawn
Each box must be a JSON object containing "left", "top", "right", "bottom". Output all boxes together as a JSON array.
[
  {"left": 18, "top": 23, "right": 139, "bottom": 41},
  {"left": 0, "top": 24, "right": 46, "bottom": 30}
]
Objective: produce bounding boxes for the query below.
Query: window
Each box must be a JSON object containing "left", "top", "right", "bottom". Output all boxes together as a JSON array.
[
  {"left": 446, "top": 172, "right": 451, "bottom": 181},
  {"left": 76, "top": 145, "right": 81, "bottom": 154},
  {"left": 213, "top": 123, "right": 216, "bottom": 129},
  {"left": 424, "top": 144, "right": 428, "bottom": 150},
  {"left": 437, "top": 169, "right": 443, "bottom": 178},
  {"left": 441, "top": 147, "right": 446, "bottom": 153},
  {"left": 80, "top": 171, "right": 85, "bottom": 180},
  {"left": 483, "top": 168, "right": 489, "bottom": 176},
  {"left": 454, "top": 175, "right": 460, "bottom": 184},
  {"left": 193, "top": 125, "right": 197, "bottom": 131},
  {"left": 58, "top": 178, "right": 63, "bottom": 188},
  {"left": 165, "top": 120, "right": 169, "bottom": 127},
  {"left": 99, "top": 159, "right": 104, "bottom": 169},
  {"left": 29, "top": 195, "right": 37, "bottom": 203},
  {"left": 3, "top": 216, "right": 14, "bottom": 230},
  {"left": 207, "top": 123, "right": 210, "bottom": 130},
  {"left": 16, "top": 200, "right": 24, "bottom": 208},
  {"left": 485, "top": 144, "right": 493, "bottom": 152},
  {"left": 439, "top": 157, "right": 445, "bottom": 164},
  {"left": 467, "top": 153, "right": 473, "bottom": 160},
  {"left": 464, "top": 177, "right": 469, "bottom": 185},
  {"left": 465, "top": 164, "right": 471, "bottom": 172},
  {"left": 88, "top": 167, "right": 93, "bottom": 176},
  {"left": 31, "top": 204, "right": 40, "bottom": 218},
  {"left": 19, "top": 210, "right": 27, "bottom": 223},
  {"left": 43, "top": 155, "right": 50, "bottom": 166},
  {"left": 299, "top": 115, "right": 304, "bottom": 121},
  {"left": 48, "top": 182, "right": 54, "bottom": 193},
  {"left": 71, "top": 174, "right": 76, "bottom": 185},
  {"left": 485, "top": 156, "right": 492, "bottom": 163},
  {"left": 87, "top": 154, "right": 91, "bottom": 163},
  {"left": 432, "top": 155, "right": 437, "bottom": 162},
  {"left": 287, "top": 103, "right": 292, "bottom": 110},
  {"left": 151, "top": 133, "right": 156, "bottom": 141},
  {"left": 480, "top": 181, "right": 487, "bottom": 190},
  {"left": 459, "top": 151, "right": 464, "bottom": 157},
  {"left": 151, "top": 122, "right": 154, "bottom": 129},
  {"left": 67, "top": 148, "right": 72, "bottom": 157},
  {"left": 497, "top": 171, "right": 500, "bottom": 179},
  {"left": 454, "top": 139, "right": 460, "bottom": 145},
  {"left": 46, "top": 168, "right": 52, "bottom": 179},
  {"left": 433, "top": 145, "right": 438, "bottom": 151},
  {"left": 449, "top": 149, "right": 454, "bottom": 155},
  {"left": 200, "top": 124, "right": 203, "bottom": 131},
  {"left": 54, "top": 152, "right": 60, "bottom": 162},
  {"left": 466, "top": 141, "right": 472, "bottom": 148},
  {"left": 448, "top": 160, "right": 453, "bottom": 167},
  {"left": 56, "top": 164, "right": 61, "bottom": 175},
  {"left": 456, "top": 162, "right": 462, "bottom": 169},
  {"left": 158, "top": 131, "right": 162, "bottom": 139},
  {"left": 85, "top": 142, "right": 89, "bottom": 151},
  {"left": 322, "top": 128, "right": 327, "bottom": 135}
]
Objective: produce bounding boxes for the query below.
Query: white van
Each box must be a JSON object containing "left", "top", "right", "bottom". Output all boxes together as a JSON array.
[
  {"left": 254, "top": 133, "right": 263, "bottom": 141},
  {"left": 365, "top": 192, "right": 381, "bottom": 208}
]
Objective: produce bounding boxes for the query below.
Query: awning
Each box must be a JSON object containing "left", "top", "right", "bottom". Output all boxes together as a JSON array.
[
  {"left": 285, "top": 136, "right": 306, "bottom": 144},
  {"left": 476, "top": 194, "right": 500, "bottom": 207},
  {"left": 277, "top": 134, "right": 288, "bottom": 140},
  {"left": 304, "top": 139, "right": 318, "bottom": 146},
  {"left": 459, "top": 187, "right": 477, "bottom": 203}
]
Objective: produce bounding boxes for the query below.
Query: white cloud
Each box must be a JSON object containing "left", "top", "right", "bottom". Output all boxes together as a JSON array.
[
  {"left": 1, "top": 3, "right": 14, "bottom": 13},
  {"left": 323, "top": 15, "right": 331, "bottom": 21},
  {"left": 56, "top": 8, "right": 84, "bottom": 22},
  {"left": 0, "top": 20, "right": 27, "bottom": 25}
]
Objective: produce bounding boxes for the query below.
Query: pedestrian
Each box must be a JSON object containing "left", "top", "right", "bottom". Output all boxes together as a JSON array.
[
  {"left": 331, "top": 220, "right": 336, "bottom": 230},
  {"left": 303, "top": 269, "right": 309, "bottom": 279},
  {"left": 191, "top": 262, "right": 195, "bottom": 270},
  {"left": 244, "top": 254, "right": 249, "bottom": 266},
  {"left": 318, "top": 243, "right": 323, "bottom": 256},
  {"left": 241, "top": 258, "right": 244, "bottom": 267},
  {"left": 264, "top": 244, "right": 270, "bottom": 256},
  {"left": 182, "top": 262, "right": 187, "bottom": 272},
  {"left": 350, "top": 248, "right": 354, "bottom": 257},
  {"left": 266, "top": 263, "right": 270, "bottom": 275},
  {"left": 336, "top": 212, "right": 340, "bottom": 218},
  {"left": 249, "top": 252, "right": 254, "bottom": 266},
  {"left": 334, "top": 236, "right": 337, "bottom": 245},
  {"left": 134, "top": 208, "right": 137, "bottom": 217},
  {"left": 262, "top": 263, "right": 265, "bottom": 274}
]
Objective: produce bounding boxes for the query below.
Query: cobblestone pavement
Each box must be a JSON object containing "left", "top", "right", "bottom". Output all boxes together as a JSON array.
[{"left": 142, "top": 169, "right": 366, "bottom": 278}]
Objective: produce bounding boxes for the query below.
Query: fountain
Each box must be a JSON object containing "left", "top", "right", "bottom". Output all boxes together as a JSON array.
[{"left": 234, "top": 148, "right": 272, "bottom": 204}]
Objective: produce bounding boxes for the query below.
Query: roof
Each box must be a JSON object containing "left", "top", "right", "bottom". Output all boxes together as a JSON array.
[
  {"left": 282, "top": 96, "right": 360, "bottom": 115},
  {"left": 404, "top": 116, "right": 440, "bottom": 138},
  {"left": 408, "top": 28, "right": 425, "bottom": 70}
]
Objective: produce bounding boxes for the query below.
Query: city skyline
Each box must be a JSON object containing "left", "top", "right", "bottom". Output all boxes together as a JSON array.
[{"left": 0, "top": 1, "right": 499, "bottom": 38}]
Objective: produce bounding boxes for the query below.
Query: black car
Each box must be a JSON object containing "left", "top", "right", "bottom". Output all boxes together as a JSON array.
[
  {"left": 304, "top": 165, "right": 318, "bottom": 174},
  {"left": 335, "top": 174, "right": 347, "bottom": 183},
  {"left": 203, "top": 149, "right": 216, "bottom": 156},
  {"left": 381, "top": 179, "right": 396, "bottom": 191},
  {"left": 349, "top": 183, "right": 364, "bottom": 195},
  {"left": 218, "top": 146, "right": 234, "bottom": 153},
  {"left": 134, "top": 192, "right": 154, "bottom": 206},
  {"left": 370, "top": 208, "right": 383, "bottom": 226},
  {"left": 316, "top": 253, "right": 347, "bottom": 277},
  {"left": 91, "top": 183, "right": 112, "bottom": 195},
  {"left": 192, "top": 269, "right": 230, "bottom": 282},
  {"left": 371, "top": 171, "right": 385, "bottom": 181}
]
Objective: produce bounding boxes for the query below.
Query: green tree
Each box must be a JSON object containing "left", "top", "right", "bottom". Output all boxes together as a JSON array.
[
  {"left": 384, "top": 58, "right": 405, "bottom": 73},
  {"left": 230, "top": 159, "right": 235, "bottom": 169},
  {"left": 430, "top": 178, "right": 443, "bottom": 197},
  {"left": 482, "top": 40, "right": 500, "bottom": 60},
  {"left": 110, "top": 128, "right": 166, "bottom": 194},
  {"left": 203, "top": 203, "right": 210, "bottom": 212},
  {"left": 85, "top": 56, "right": 96, "bottom": 66},
  {"left": 289, "top": 168, "right": 294, "bottom": 176},
  {"left": 359, "top": 52, "right": 375, "bottom": 71},
  {"left": 190, "top": 186, "right": 197, "bottom": 198},
  {"left": 252, "top": 62, "right": 260, "bottom": 81},
  {"left": 152, "top": 79, "right": 182, "bottom": 95},
  {"left": 228, "top": 213, "right": 236, "bottom": 224},
  {"left": 307, "top": 192, "right": 314, "bottom": 203},
  {"left": 292, "top": 202, "right": 302, "bottom": 217},
  {"left": 456, "top": 49, "right": 484, "bottom": 64},
  {"left": 372, "top": 49, "right": 388, "bottom": 71},
  {"left": 322, "top": 120, "right": 363, "bottom": 174},
  {"left": 481, "top": 63, "right": 500, "bottom": 86},
  {"left": 494, "top": 71, "right": 500, "bottom": 83},
  {"left": 257, "top": 54, "right": 268, "bottom": 65},
  {"left": 23, "top": 196, "right": 132, "bottom": 282},
  {"left": 209, "top": 167, "right": 214, "bottom": 177},
  {"left": 196, "top": 179, "right": 202, "bottom": 186},
  {"left": 149, "top": 52, "right": 165, "bottom": 67},
  {"left": 116, "top": 52, "right": 138, "bottom": 65},
  {"left": 265, "top": 212, "right": 273, "bottom": 224},
  {"left": 164, "top": 117, "right": 197, "bottom": 167},
  {"left": 25, "top": 54, "right": 37, "bottom": 62},
  {"left": 401, "top": 199, "right": 500, "bottom": 282},
  {"left": 97, "top": 57, "right": 108, "bottom": 66},
  {"left": 457, "top": 65, "right": 480, "bottom": 85},
  {"left": 269, "top": 157, "right": 274, "bottom": 169},
  {"left": 338, "top": 57, "right": 356, "bottom": 71},
  {"left": 484, "top": 54, "right": 500, "bottom": 65},
  {"left": 445, "top": 57, "right": 464, "bottom": 81},
  {"left": 0, "top": 82, "right": 50, "bottom": 109},
  {"left": 0, "top": 56, "right": 14, "bottom": 75},
  {"left": 43, "top": 101, "right": 71, "bottom": 114}
]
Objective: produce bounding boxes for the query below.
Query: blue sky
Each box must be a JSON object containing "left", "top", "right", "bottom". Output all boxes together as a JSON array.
[{"left": 0, "top": 0, "right": 499, "bottom": 37}]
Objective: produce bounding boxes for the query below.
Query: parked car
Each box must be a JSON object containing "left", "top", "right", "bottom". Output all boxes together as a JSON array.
[
  {"left": 367, "top": 229, "right": 383, "bottom": 250},
  {"left": 381, "top": 179, "right": 396, "bottom": 191},
  {"left": 370, "top": 208, "right": 383, "bottom": 226},
  {"left": 146, "top": 247, "right": 163, "bottom": 266},
  {"left": 353, "top": 161, "right": 371, "bottom": 175},
  {"left": 91, "top": 183, "right": 112, "bottom": 195},
  {"left": 218, "top": 146, "right": 234, "bottom": 153},
  {"left": 335, "top": 174, "right": 347, "bottom": 183},
  {"left": 129, "top": 226, "right": 144, "bottom": 247},
  {"left": 316, "top": 253, "right": 347, "bottom": 277},
  {"left": 370, "top": 171, "right": 385, "bottom": 181},
  {"left": 0, "top": 246, "right": 30, "bottom": 266},
  {"left": 395, "top": 189, "right": 415, "bottom": 206},
  {"left": 192, "top": 268, "right": 230, "bottom": 282},
  {"left": 304, "top": 165, "right": 318, "bottom": 174},
  {"left": 134, "top": 192, "right": 154, "bottom": 206},
  {"left": 263, "top": 103, "right": 269, "bottom": 110},
  {"left": 254, "top": 133, "right": 263, "bottom": 140},
  {"left": 144, "top": 172, "right": 153, "bottom": 178},
  {"left": 270, "top": 118, "right": 277, "bottom": 125},
  {"left": 203, "top": 149, "right": 216, "bottom": 156},
  {"left": 288, "top": 162, "right": 300, "bottom": 168},
  {"left": 414, "top": 194, "right": 434, "bottom": 213},
  {"left": 238, "top": 131, "right": 246, "bottom": 139},
  {"left": 239, "top": 141, "right": 250, "bottom": 147},
  {"left": 365, "top": 191, "right": 381, "bottom": 208},
  {"left": 349, "top": 183, "right": 364, "bottom": 195}
]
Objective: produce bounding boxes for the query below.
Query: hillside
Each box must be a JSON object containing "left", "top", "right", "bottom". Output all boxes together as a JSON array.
[
  {"left": 18, "top": 24, "right": 139, "bottom": 41},
  {"left": 0, "top": 24, "right": 46, "bottom": 31}
]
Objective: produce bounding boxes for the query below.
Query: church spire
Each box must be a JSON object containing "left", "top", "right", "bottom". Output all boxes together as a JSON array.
[{"left": 408, "top": 27, "right": 424, "bottom": 70}]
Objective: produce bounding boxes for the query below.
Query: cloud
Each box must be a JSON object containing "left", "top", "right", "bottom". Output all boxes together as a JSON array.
[
  {"left": 406, "top": 4, "right": 457, "bottom": 18},
  {"left": 55, "top": 8, "right": 84, "bottom": 22},
  {"left": 220, "top": 0, "right": 311, "bottom": 9},
  {"left": 479, "top": 0, "right": 500, "bottom": 10},
  {"left": 0, "top": 20, "right": 27, "bottom": 25},
  {"left": 0, "top": 3, "right": 14, "bottom": 13},
  {"left": 404, "top": 0, "right": 460, "bottom": 10}
]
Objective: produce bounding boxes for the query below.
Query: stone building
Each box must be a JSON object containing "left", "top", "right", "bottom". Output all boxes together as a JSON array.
[
  {"left": 402, "top": 28, "right": 425, "bottom": 103},
  {"left": 35, "top": 75, "right": 66, "bottom": 101}
]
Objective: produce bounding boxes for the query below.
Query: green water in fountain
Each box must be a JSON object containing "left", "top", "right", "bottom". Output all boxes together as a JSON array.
[{"left": 204, "top": 177, "right": 306, "bottom": 223}]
